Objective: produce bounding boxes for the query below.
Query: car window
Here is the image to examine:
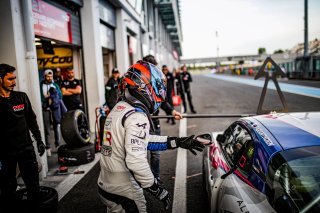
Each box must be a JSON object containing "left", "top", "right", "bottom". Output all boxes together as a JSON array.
[
  {"left": 222, "top": 123, "right": 253, "bottom": 170},
  {"left": 266, "top": 147, "right": 320, "bottom": 213},
  {"left": 237, "top": 141, "right": 254, "bottom": 177}
]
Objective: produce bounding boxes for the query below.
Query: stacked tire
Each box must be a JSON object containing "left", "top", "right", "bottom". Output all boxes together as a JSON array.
[{"left": 60, "top": 110, "right": 95, "bottom": 166}]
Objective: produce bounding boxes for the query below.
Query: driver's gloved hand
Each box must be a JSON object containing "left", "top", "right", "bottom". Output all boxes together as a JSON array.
[
  {"left": 167, "top": 135, "right": 205, "bottom": 155},
  {"left": 146, "top": 178, "right": 171, "bottom": 210},
  {"left": 37, "top": 141, "right": 46, "bottom": 156}
]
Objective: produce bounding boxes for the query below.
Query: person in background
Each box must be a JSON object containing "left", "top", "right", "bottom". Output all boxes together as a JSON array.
[
  {"left": 61, "top": 68, "right": 83, "bottom": 111},
  {"left": 53, "top": 67, "right": 63, "bottom": 87},
  {"left": 179, "top": 65, "right": 196, "bottom": 114},
  {"left": 97, "top": 60, "right": 205, "bottom": 212},
  {"left": 174, "top": 67, "right": 182, "bottom": 96},
  {"left": 143, "top": 55, "right": 182, "bottom": 182},
  {"left": 0, "top": 64, "right": 46, "bottom": 212},
  {"left": 162, "top": 65, "right": 175, "bottom": 125},
  {"left": 99, "top": 68, "right": 121, "bottom": 144},
  {"left": 40, "top": 69, "right": 65, "bottom": 151},
  {"left": 105, "top": 68, "right": 120, "bottom": 110}
]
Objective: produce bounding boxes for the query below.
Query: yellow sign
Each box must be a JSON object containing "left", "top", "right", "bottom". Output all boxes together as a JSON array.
[{"left": 37, "top": 47, "right": 73, "bottom": 69}]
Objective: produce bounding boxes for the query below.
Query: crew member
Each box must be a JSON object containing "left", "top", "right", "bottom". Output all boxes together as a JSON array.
[
  {"left": 0, "top": 64, "right": 46, "bottom": 212},
  {"left": 53, "top": 67, "right": 63, "bottom": 87},
  {"left": 98, "top": 61, "right": 205, "bottom": 212},
  {"left": 61, "top": 68, "right": 83, "bottom": 111},
  {"left": 179, "top": 65, "right": 196, "bottom": 113},
  {"left": 105, "top": 67, "right": 121, "bottom": 110},
  {"left": 162, "top": 65, "right": 175, "bottom": 124}
]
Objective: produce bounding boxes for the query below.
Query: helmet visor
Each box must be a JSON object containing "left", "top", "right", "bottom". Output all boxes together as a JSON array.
[{"left": 148, "top": 63, "right": 167, "bottom": 102}]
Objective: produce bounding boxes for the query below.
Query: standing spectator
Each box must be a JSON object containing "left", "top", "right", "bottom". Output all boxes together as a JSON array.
[
  {"left": 0, "top": 64, "right": 46, "bottom": 212},
  {"left": 40, "top": 69, "right": 65, "bottom": 150},
  {"left": 179, "top": 65, "right": 196, "bottom": 113},
  {"left": 61, "top": 68, "right": 83, "bottom": 111},
  {"left": 105, "top": 67, "right": 120, "bottom": 110},
  {"left": 53, "top": 67, "right": 63, "bottom": 87},
  {"left": 162, "top": 65, "right": 175, "bottom": 125}
]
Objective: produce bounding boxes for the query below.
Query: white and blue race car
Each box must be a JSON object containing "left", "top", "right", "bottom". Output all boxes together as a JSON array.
[{"left": 203, "top": 112, "right": 320, "bottom": 213}]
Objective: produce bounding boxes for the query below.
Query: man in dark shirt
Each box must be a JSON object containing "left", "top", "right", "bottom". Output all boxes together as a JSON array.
[
  {"left": 99, "top": 68, "right": 121, "bottom": 143},
  {"left": 162, "top": 65, "right": 176, "bottom": 124},
  {"left": 0, "top": 64, "right": 46, "bottom": 212},
  {"left": 105, "top": 68, "right": 120, "bottom": 110},
  {"left": 53, "top": 67, "right": 63, "bottom": 87},
  {"left": 61, "top": 68, "right": 83, "bottom": 111},
  {"left": 179, "top": 65, "right": 196, "bottom": 113}
]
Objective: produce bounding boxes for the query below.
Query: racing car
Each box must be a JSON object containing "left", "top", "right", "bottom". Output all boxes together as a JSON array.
[{"left": 203, "top": 112, "right": 320, "bottom": 213}]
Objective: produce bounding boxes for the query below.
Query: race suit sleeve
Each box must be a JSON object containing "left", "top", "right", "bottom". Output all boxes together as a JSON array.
[
  {"left": 160, "top": 101, "right": 174, "bottom": 115},
  {"left": 147, "top": 135, "right": 168, "bottom": 151},
  {"left": 188, "top": 72, "right": 193, "bottom": 83},
  {"left": 124, "top": 112, "right": 154, "bottom": 188},
  {"left": 24, "top": 93, "right": 42, "bottom": 143}
]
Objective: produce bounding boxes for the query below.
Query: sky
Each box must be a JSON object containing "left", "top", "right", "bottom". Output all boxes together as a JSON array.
[{"left": 180, "top": 0, "right": 320, "bottom": 59}]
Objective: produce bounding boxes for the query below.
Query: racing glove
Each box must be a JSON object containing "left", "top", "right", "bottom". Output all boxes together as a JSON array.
[
  {"left": 146, "top": 178, "right": 171, "bottom": 210},
  {"left": 167, "top": 135, "right": 205, "bottom": 155},
  {"left": 37, "top": 141, "right": 46, "bottom": 156}
]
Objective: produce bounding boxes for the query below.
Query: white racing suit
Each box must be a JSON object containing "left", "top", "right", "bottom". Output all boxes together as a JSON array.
[{"left": 98, "top": 101, "right": 169, "bottom": 212}]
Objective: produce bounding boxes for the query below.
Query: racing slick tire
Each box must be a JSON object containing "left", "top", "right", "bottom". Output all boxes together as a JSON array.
[
  {"left": 61, "top": 109, "right": 91, "bottom": 147},
  {"left": 16, "top": 186, "right": 58, "bottom": 213},
  {"left": 57, "top": 143, "right": 95, "bottom": 166}
]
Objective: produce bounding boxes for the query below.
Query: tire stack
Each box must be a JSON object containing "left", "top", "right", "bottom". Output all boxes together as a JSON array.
[{"left": 59, "top": 110, "right": 95, "bottom": 166}]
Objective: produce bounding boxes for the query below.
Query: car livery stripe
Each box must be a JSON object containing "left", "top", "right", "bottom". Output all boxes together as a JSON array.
[{"left": 256, "top": 113, "right": 320, "bottom": 150}]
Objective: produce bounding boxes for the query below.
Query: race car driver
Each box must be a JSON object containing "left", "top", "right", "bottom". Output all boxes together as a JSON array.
[
  {"left": 0, "top": 64, "right": 46, "bottom": 212},
  {"left": 98, "top": 60, "right": 205, "bottom": 212}
]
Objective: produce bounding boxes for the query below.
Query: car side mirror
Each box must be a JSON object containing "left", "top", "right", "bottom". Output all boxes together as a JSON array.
[
  {"left": 195, "top": 133, "right": 212, "bottom": 145},
  {"left": 221, "top": 141, "right": 248, "bottom": 179},
  {"left": 216, "top": 134, "right": 225, "bottom": 143}
]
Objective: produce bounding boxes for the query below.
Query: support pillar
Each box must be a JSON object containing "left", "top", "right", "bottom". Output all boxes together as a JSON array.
[{"left": 81, "top": 0, "right": 105, "bottom": 132}]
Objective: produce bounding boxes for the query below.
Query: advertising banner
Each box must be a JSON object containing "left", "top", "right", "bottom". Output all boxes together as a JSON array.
[
  {"left": 32, "top": 0, "right": 71, "bottom": 43},
  {"left": 37, "top": 47, "right": 73, "bottom": 69}
]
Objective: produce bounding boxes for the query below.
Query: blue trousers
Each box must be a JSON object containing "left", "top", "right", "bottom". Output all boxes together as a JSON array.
[{"left": 149, "top": 128, "right": 161, "bottom": 180}]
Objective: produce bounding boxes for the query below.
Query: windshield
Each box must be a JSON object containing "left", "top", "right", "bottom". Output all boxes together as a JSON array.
[{"left": 267, "top": 146, "right": 320, "bottom": 213}]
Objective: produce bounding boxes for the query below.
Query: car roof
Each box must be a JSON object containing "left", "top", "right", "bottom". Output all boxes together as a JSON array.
[{"left": 247, "top": 112, "right": 320, "bottom": 151}]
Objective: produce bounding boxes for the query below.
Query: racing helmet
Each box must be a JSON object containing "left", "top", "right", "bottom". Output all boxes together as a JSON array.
[{"left": 122, "top": 60, "right": 167, "bottom": 113}]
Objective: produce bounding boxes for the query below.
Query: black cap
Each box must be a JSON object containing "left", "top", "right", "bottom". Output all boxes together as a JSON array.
[
  {"left": 0, "top": 64, "right": 16, "bottom": 77},
  {"left": 162, "top": 65, "right": 168, "bottom": 69},
  {"left": 112, "top": 68, "right": 119, "bottom": 73}
]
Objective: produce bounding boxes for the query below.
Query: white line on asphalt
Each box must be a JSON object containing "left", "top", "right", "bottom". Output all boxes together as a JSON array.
[
  {"left": 55, "top": 153, "right": 101, "bottom": 201},
  {"left": 172, "top": 114, "right": 187, "bottom": 212}
]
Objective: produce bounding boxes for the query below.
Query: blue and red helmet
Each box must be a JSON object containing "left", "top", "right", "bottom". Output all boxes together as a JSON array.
[{"left": 122, "top": 60, "right": 166, "bottom": 113}]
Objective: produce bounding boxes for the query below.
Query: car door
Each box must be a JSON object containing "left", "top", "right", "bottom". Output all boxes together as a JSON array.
[{"left": 216, "top": 122, "right": 275, "bottom": 213}]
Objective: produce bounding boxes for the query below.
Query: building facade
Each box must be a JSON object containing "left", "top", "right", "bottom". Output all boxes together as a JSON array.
[{"left": 0, "top": 0, "right": 182, "bottom": 175}]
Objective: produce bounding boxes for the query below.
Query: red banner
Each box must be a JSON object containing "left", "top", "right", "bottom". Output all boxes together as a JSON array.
[{"left": 32, "top": 0, "right": 71, "bottom": 43}]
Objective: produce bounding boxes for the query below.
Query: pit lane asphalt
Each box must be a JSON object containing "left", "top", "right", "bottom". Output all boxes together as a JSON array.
[{"left": 57, "top": 74, "right": 320, "bottom": 213}]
